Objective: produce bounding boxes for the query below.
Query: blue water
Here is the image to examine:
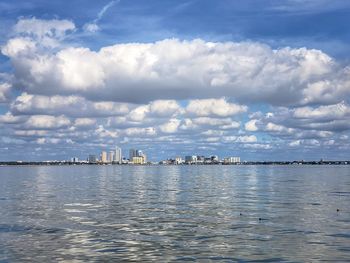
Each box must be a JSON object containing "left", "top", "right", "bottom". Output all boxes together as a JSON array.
[{"left": 0, "top": 165, "right": 349, "bottom": 262}]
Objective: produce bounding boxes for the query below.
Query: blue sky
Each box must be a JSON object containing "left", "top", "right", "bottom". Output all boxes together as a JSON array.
[
  {"left": 0, "top": 0, "right": 350, "bottom": 161},
  {"left": 2, "top": 0, "right": 350, "bottom": 55}
]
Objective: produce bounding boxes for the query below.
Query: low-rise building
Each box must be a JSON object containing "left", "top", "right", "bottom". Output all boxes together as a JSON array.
[
  {"left": 223, "top": 156, "right": 240, "bottom": 164},
  {"left": 175, "top": 157, "right": 183, "bottom": 165},
  {"left": 132, "top": 156, "right": 145, "bottom": 164},
  {"left": 88, "top": 155, "right": 97, "bottom": 163},
  {"left": 185, "top": 155, "right": 197, "bottom": 164}
]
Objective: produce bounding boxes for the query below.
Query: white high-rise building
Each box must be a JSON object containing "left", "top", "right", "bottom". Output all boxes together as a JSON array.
[
  {"left": 108, "top": 151, "right": 114, "bottom": 163},
  {"left": 114, "top": 147, "right": 122, "bottom": 164}
]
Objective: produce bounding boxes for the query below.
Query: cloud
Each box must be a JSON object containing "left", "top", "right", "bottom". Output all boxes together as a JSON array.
[
  {"left": 123, "top": 127, "right": 156, "bottom": 137},
  {"left": 3, "top": 21, "right": 350, "bottom": 106},
  {"left": 0, "top": 112, "right": 24, "bottom": 124},
  {"left": 245, "top": 119, "right": 258, "bottom": 131},
  {"left": 191, "top": 117, "right": 240, "bottom": 129},
  {"left": 23, "top": 115, "right": 71, "bottom": 130},
  {"left": 286, "top": 103, "right": 350, "bottom": 132},
  {"left": 243, "top": 143, "right": 271, "bottom": 150},
  {"left": 159, "top": 118, "right": 181, "bottom": 133},
  {"left": 289, "top": 140, "right": 301, "bottom": 147},
  {"left": 0, "top": 82, "right": 11, "bottom": 103},
  {"left": 74, "top": 118, "right": 96, "bottom": 127},
  {"left": 1, "top": 37, "right": 36, "bottom": 57},
  {"left": 293, "top": 102, "right": 350, "bottom": 121},
  {"left": 236, "top": 135, "right": 257, "bottom": 143},
  {"left": 83, "top": 23, "right": 100, "bottom": 33},
  {"left": 14, "top": 17, "right": 75, "bottom": 38},
  {"left": 37, "top": 138, "right": 62, "bottom": 145},
  {"left": 244, "top": 101, "right": 350, "bottom": 145},
  {"left": 270, "top": 0, "right": 350, "bottom": 14},
  {"left": 10, "top": 93, "right": 132, "bottom": 117},
  {"left": 83, "top": 1, "right": 119, "bottom": 33},
  {"left": 265, "top": 122, "right": 294, "bottom": 134},
  {"left": 149, "top": 100, "right": 181, "bottom": 117},
  {"left": 186, "top": 98, "right": 247, "bottom": 117},
  {"left": 14, "top": 130, "right": 48, "bottom": 137},
  {"left": 7, "top": 17, "right": 75, "bottom": 49}
]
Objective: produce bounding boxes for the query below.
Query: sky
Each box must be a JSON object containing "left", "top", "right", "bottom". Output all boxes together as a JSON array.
[{"left": 0, "top": 0, "right": 350, "bottom": 161}]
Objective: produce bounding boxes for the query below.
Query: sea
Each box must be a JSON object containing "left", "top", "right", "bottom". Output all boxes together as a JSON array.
[{"left": 0, "top": 165, "right": 349, "bottom": 262}]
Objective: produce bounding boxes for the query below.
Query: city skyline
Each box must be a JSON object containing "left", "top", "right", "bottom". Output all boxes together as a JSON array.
[
  {"left": 1, "top": 0, "right": 350, "bottom": 161},
  {"left": 77, "top": 146, "right": 240, "bottom": 164}
]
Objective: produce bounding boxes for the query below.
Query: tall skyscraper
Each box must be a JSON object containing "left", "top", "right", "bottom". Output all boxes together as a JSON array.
[
  {"left": 108, "top": 151, "right": 114, "bottom": 163},
  {"left": 114, "top": 146, "right": 122, "bottom": 164},
  {"left": 101, "top": 151, "right": 107, "bottom": 163}
]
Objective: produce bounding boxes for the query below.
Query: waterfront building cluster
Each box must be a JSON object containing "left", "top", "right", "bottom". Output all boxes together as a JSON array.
[
  {"left": 87, "top": 146, "right": 123, "bottom": 164},
  {"left": 2, "top": 159, "right": 350, "bottom": 166},
  {"left": 83, "top": 147, "right": 147, "bottom": 164},
  {"left": 70, "top": 148, "right": 241, "bottom": 165},
  {"left": 159, "top": 155, "right": 241, "bottom": 165},
  {"left": 129, "top": 149, "right": 147, "bottom": 164}
]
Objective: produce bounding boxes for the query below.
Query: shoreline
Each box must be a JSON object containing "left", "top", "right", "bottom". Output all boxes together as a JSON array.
[{"left": 0, "top": 161, "right": 349, "bottom": 166}]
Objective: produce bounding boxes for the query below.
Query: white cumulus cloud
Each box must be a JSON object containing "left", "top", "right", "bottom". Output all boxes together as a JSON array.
[
  {"left": 186, "top": 98, "right": 247, "bottom": 117},
  {"left": 3, "top": 21, "right": 350, "bottom": 106}
]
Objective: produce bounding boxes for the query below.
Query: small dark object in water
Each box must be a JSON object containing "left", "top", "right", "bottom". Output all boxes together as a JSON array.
[
  {"left": 337, "top": 209, "right": 340, "bottom": 212},
  {"left": 259, "top": 218, "right": 262, "bottom": 221},
  {"left": 239, "top": 213, "right": 242, "bottom": 216}
]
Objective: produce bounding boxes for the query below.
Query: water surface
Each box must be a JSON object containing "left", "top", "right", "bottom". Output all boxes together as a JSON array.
[{"left": 0, "top": 165, "right": 349, "bottom": 262}]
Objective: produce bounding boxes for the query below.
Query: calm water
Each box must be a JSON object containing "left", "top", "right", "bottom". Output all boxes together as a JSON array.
[{"left": 0, "top": 165, "right": 349, "bottom": 262}]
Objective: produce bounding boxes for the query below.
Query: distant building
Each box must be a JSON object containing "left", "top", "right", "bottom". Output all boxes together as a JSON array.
[
  {"left": 185, "top": 155, "right": 197, "bottom": 164},
  {"left": 204, "top": 157, "right": 212, "bottom": 164},
  {"left": 114, "top": 147, "right": 122, "bottom": 164},
  {"left": 129, "top": 149, "right": 136, "bottom": 161},
  {"left": 88, "top": 155, "right": 97, "bottom": 163},
  {"left": 71, "top": 157, "right": 79, "bottom": 163},
  {"left": 132, "top": 156, "right": 145, "bottom": 164},
  {"left": 175, "top": 157, "right": 183, "bottom": 165},
  {"left": 101, "top": 151, "right": 107, "bottom": 163},
  {"left": 136, "top": 150, "right": 143, "bottom": 157},
  {"left": 211, "top": 155, "right": 219, "bottom": 162},
  {"left": 129, "top": 148, "right": 146, "bottom": 163},
  {"left": 108, "top": 151, "right": 114, "bottom": 163},
  {"left": 223, "top": 157, "right": 240, "bottom": 164},
  {"left": 141, "top": 153, "right": 147, "bottom": 163},
  {"left": 197, "top": 156, "right": 205, "bottom": 164}
]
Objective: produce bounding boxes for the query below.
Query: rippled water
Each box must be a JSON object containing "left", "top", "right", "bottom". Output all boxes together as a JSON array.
[{"left": 0, "top": 165, "right": 350, "bottom": 262}]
